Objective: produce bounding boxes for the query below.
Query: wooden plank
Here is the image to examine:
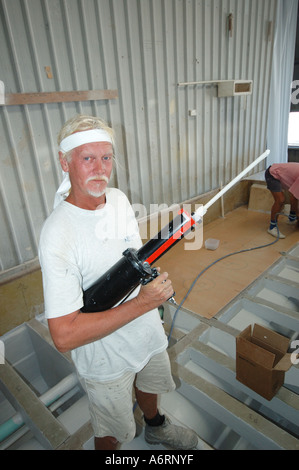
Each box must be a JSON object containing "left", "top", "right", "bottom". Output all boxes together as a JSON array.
[
  {"left": 177, "top": 364, "right": 299, "bottom": 450},
  {"left": 0, "top": 361, "right": 70, "bottom": 448},
  {"left": 3, "top": 89, "right": 118, "bottom": 106}
]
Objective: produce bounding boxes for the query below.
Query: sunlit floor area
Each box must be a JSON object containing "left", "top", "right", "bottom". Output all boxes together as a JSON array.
[{"left": 160, "top": 205, "right": 299, "bottom": 319}]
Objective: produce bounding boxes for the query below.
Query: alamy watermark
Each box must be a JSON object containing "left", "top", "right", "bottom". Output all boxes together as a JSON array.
[
  {"left": 291, "top": 80, "right": 299, "bottom": 105},
  {"left": 291, "top": 340, "right": 299, "bottom": 365},
  {"left": 0, "top": 340, "right": 4, "bottom": 364},
  {"left": 94, "top": 201, "right": 204, "bottom": 251}
]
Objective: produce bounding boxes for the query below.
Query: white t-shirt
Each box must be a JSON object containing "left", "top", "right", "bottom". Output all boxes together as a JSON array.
[{"left": 39, "top": 188, "right": 168, "bottom": 381}]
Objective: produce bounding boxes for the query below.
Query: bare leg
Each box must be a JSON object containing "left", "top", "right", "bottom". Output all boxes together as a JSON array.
[
  {"left": 134, "top": 386, "right": 158, "bottom": 420},
  {"left": 94, "top": 436, "right": 120, "bottom": 450},
  {"left": 289, "top": 193, "right": 298, "bottom": 215},
  {"left": 94, "top": 387, "right": 160, "bottom": 449},
  {"left": 270, "top": 191, "right": 285, "bottom": 222},
  {"left": 94, "top": 388, "right": 158, "bottom": 449}
]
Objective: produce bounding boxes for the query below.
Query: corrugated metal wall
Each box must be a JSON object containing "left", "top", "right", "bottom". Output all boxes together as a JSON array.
[{"left": 0, "top": 0, "right": 277, "bottom": 272}]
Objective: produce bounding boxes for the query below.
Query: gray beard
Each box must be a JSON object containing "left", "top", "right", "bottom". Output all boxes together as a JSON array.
[{"left": 87, "top": 189, "right": 106, "bottom": 198}]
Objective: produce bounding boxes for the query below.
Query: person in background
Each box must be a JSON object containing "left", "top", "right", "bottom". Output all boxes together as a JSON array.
[
  {"left": 39, "top": 114, "right": 199, "bottom": 451},
  {"left": 265, "top": 163, "right": 299, "bottom": 239}
]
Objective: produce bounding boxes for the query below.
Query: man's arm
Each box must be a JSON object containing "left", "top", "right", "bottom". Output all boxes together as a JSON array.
[{"left": 48, "top": 271, "right": 173, "bottom": 353}]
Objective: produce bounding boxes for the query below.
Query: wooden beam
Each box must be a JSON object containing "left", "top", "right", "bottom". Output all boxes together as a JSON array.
[
  {"left": 3, "top": 89, "right": 118, "bottom": 106},
  {"left": 0, "top": 361, "right": 70, "bottom": 448}
]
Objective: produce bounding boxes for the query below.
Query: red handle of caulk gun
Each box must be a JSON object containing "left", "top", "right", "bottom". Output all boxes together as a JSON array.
[{"left": 137, "top": 209, "right": 197, "bottom": 266}]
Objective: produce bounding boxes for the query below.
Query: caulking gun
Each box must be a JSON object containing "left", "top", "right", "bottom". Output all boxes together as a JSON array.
[{"left": 81, "top": 149, "right": 270, "bottom": 313}]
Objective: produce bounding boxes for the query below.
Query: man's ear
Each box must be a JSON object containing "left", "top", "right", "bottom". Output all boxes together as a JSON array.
[{"left": 59, "top": 152, "right": 69, "bottom": 172}]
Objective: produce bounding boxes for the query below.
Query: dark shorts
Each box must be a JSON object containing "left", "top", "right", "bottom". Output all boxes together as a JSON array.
[{"left": 265, "top": 166, "right": 282, "bottom": 192}]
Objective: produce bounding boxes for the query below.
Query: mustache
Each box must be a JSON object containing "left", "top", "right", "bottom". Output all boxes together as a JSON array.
[{"left": 86, "top": 175, "right": 109, "bottom": 184}]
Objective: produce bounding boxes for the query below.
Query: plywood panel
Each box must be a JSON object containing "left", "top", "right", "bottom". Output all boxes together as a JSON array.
[{"left": 158, "top": 206, "right": 299, "bottom": 318}]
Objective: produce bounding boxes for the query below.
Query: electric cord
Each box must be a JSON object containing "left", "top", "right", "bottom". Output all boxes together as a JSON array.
[
  {"left": 132, "top": 213, "right": 289, "bottom": 416},
  {"left": 167, "top": 213, "right": 288, "bottom": 343}
]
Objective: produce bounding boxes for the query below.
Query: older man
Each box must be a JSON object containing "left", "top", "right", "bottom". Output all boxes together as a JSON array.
[
  {"left": 39, "top": 114, "right": 198, "bottom": 451},
  {"left": 265, "top": 163, "right": 299, "bottom": 239}
]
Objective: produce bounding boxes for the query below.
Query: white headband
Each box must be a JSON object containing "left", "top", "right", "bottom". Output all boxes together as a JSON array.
[{"left": 59, "top": 129, "right": 112, "bottom": 153}]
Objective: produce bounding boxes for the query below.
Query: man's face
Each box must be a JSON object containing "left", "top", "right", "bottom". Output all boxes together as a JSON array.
[{"left": 60, "top": 141, "right": 113, "bottom": 203}]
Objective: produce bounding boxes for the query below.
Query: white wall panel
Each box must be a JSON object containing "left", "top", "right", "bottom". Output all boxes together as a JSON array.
[{"left": 0, "top": 0, "right": 277, "bottom": 271}]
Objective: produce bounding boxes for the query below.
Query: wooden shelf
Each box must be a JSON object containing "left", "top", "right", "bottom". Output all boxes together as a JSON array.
[{"left": 2, "top": 89, "right": 118, "bottom": 106}]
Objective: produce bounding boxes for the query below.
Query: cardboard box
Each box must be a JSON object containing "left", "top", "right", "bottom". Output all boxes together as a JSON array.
[{"left": 236, "top": 324, "right": 292, "bottom": 400}]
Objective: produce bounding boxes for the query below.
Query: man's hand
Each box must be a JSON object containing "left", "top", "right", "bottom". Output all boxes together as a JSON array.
[{"left": 135, "top": 270, "right": 174, "bottom": 312}]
